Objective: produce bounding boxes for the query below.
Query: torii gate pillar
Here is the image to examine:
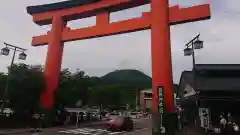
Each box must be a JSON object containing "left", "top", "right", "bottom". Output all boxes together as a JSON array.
[
  {"left": 151, "top": 1, "right": 175, "bottom": 134},
  {"left": 40, "top": 16, "right": 66, "bottom": 109}
]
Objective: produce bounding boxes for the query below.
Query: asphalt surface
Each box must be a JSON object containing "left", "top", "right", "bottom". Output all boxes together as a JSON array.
[
  {"left": 7, "top": 118, "right": 151, "bottom": 135},
  {"left": 0, "top": 118, "right": 211, "bottom": 135},
  {"left": 18, "top": 128, "right": 130, "bottom": 135}
]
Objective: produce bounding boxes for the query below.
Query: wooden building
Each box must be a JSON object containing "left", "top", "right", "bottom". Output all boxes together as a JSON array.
[{"left": 178, "top": 64, "right": 240, "bottom": 130}]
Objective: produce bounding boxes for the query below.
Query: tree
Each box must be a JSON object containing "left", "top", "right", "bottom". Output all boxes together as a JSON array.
[
  {"left": 101, "top": 69, "right": 152, "bottom": 89},
  {"left": 57, "top": 69, "right": 90, "bottom": 107},
  {"left": 0, "top": 65, "right": 151, "bottom": 111},
  {"left": 7, "top": 64, "right": 44, "bottom": 112},
  {"left": 0, "top": 73, "right": 7, "bottom": 100},
  {"left": 89, "top": 85, "right": 122, "bottom": 108}
]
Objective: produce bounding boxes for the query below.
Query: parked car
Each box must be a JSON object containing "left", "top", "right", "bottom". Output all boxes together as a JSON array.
[
  {"left": 129, "top": 111, "right": 142, "bottom": 119},
  {"left": 89, "top": 111, "right": 101, "bottom": 120},
  {"left": 107, "top": 116, "right": 134, "bottom": 131}
]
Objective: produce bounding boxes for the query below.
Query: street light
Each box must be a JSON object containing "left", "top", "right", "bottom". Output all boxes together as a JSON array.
[
  {"left": 1, "top": 42, "right": 27, "bottom": 60},
  {"left": 18, "top": 52, "right": 27, "bottom": 60},
  {"left": 183, "top": 34, "right": 204, "bottom": 70},
  {"left": 0, "top": 42, "right": 27, "bottom": 113},
  {"left": 194, "top": 39, "right": 204, "bottom": 49},
  {"left": 183, "top": 34, "right": 204, "bottom": 126},
  {"left": 184, "top": 47, "right": 193, "bottom": 56},
  {"left": 1, "top": 47, "right": 10, "bottom": 56}
]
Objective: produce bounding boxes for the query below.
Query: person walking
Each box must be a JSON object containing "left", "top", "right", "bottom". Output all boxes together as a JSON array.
[
  {"left": 182, "top": 112, "right": 189, "bottom": 133},
  {"left": 30, "top": 112, "right": 39, "bottom": 132},
  {"left": 220, "top": 115, "right": 227, "bottom": 135},
  {"left": 227, "top": 113, "right": 234, "bottom": 135},
  {"left": 232, "top": 122, "right": 239, "bottom": 135},
  {"left": 177, "top": 107, "right": 183, "bottom": 131}
]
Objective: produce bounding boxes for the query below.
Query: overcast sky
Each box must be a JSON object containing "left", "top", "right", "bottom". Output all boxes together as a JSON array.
[{"left": 0, "top": 0, "right": 239, "bottom": 83}]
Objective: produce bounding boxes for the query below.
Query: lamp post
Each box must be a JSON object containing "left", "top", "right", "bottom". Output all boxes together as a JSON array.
[
  {"left": 0, "top": 42, "right": 27, "bottom": 112},
  {"left": 183, "top": 34, "right": 204, "bottom": 125},
  {"left": 183, "top": 34, "right": 203, "bottom": 72}
]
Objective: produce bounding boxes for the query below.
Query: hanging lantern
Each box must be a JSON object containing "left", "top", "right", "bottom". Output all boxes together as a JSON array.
[
  {"left": 1, "top": 47, "right": 10, "bottom": 56},
  {"left": 194, "top": 39, "right": 203, "bottom": 49},
  {"left": 184, "top": 48, "right": 192, "bottom": 56},
  {"left": 18, "top": 52, "right": 27, "bottom": 60}
]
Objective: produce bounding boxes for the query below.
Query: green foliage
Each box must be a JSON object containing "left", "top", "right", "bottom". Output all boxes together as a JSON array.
[
  {"left": 101, "top": 69, "right": 152, "bottom": 89},
  {"left": 0, "top": 64, "right": 153, "bottom": 128},
  {"left": 7, "top": 64, "right": 44, "bottom": 112},
  {"left": 0, "top": 73, "right": 7, "bottom": 99},
  {"left": 0, "top": 65, "right": 152, "bottom": 111},
  {"left": 56, "top": 68, "right": 90, "bottom": 107},
  {"left": 89, "top": 85, "right": 122, "bottom": 107}
]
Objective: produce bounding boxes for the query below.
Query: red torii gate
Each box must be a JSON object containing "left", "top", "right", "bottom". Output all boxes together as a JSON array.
[{"left": 27, "top": 0, "right": 210, "bottom": 126}]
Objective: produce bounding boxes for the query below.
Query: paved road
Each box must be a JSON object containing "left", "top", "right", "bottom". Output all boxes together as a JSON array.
[
  {"left": 18, "top": 127, "right": 132, "bottom": 135},
  {"left": 6, "top": 118, "right": 151, "bottom": 135},
  {"left": 3, "top": 118, "right": 211, "bottom": 135},
  {"left": 0, "top": 119, "right": 211, "bottom": 135}
]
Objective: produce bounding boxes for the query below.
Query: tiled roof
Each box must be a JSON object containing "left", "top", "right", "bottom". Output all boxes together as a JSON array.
[
  {"left": 181, "top": 65, "right": 240, "bottom": 91},
  {"left": 195, "top": 64, "right": 240, "bottom": 71}
]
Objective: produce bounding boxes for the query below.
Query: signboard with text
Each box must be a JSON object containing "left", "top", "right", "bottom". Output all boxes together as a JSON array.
[{"left": 158, "top": 86, "right": 164, "bottom": 114}]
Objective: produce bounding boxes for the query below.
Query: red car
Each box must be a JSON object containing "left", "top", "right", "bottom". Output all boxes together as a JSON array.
[{"left": 107, "top": 116, "right": 134, "bottom": 131}]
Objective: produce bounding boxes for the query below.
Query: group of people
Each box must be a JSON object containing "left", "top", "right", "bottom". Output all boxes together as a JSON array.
[
  {"left": 177, "top": 107, "right": 191, "bottom": 132},
  {"left": 30, "top": 112, "right": 44, "bottom": 132},
  {"left": 220, "top": 112, "right": 239, "bottom": 135}
]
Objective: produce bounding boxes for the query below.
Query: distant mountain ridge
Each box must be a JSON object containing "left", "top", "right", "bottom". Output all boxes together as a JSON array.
[
  {"left": 89, "top": 69, "right": 178, "bottom": 91},
  {"left": 100, "top": 69, "right": 152, "bottom": 89}
]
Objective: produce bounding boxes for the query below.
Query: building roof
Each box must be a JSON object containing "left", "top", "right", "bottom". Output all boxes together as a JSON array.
[
  {"left": 141, "top": 89, "right": 152, "bottom": 93},
  {"left": 180, "top": 64, "right": 240, "bottom": 91},
  {"left": 27, "top": 0, "right": 101, "bottom": 15},
  {"left": 195, "top": 64, "right": 240, "bottom": 71}
]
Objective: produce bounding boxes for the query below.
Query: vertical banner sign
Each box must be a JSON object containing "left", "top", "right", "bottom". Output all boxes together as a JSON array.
[{"left": 158, "top": 86, "right": 164, "bottom": 114}]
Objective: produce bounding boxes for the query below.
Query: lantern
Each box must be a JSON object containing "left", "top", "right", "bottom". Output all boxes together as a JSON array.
[
  {"left": 18, "top": 52, "right": 27, "bottom": 60},
  {"left": 1, "top": 47, "right": 10, "bottom": 56},
  {"left": 184, "top": 48, "right": 192, "bottom": 56},
  {"left": 194, "top": 39, "right": 203, "bottom": 49}
]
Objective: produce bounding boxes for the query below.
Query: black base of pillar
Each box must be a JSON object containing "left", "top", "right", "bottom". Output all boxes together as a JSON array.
[
  {"left": 41, "top": 108, "right": 55, "bottom": 128},
  {"left": 152, "top": 114, "right": 160, "bottom": 135},
  {"left": 163, "top": 112, "right": 178, "bottom": 135}
]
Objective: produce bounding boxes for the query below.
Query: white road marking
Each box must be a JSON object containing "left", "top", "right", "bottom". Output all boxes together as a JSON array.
[
  {"left": 109, "top": 132, "right": 123, "bottom": 135},
  {"left": 59, "top": 127, "right": 126, "bottom": 135},
  {"left": 122, "top": 128, "right": 149, "bottom": 135}
]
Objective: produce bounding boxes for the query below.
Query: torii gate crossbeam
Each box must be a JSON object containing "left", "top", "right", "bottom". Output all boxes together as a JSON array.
[{"left": 27, "top": 0, "right": 211, "bottom": 133}]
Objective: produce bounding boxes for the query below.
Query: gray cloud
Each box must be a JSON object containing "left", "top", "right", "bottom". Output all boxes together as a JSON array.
[{"left": 0, "top": 0, "right": 239, "bottom": 84}]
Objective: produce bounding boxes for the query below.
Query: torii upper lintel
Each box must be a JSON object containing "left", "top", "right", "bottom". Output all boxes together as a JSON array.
[
  {"left": 27, "top": 0, "right": 150, "bottom": 25},
  {"left": 30, "top": 4, "right": 211, "bottom": 46}
]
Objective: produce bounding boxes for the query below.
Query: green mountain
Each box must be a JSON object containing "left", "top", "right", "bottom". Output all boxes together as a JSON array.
[{"left": 100, "top": 69, "right": 152, "bottom": 89}]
